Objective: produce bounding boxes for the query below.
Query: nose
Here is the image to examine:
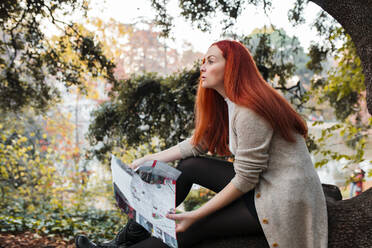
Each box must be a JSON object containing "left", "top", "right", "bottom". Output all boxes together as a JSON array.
[{"left": 200, "top": 64, "right": 206, "bottom": 73}]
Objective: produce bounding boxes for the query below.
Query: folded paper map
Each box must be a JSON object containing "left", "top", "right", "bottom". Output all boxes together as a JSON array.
[{"left": 111, "top": 155, "right": 181, "bottom": 248}]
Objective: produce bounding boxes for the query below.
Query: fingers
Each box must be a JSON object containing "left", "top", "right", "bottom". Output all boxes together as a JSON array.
[
  {"left": 129, "top": 163, "right": 138, "bottom": 170},
  {"left": 129, "top": 158, "right": 142, "bottom": 170},
  {"left": 130, "top": 156, "right": 148, "bottom": 170},
  {"left": 166, "top": 213, "right": 181, "bottom": 220},
  {"left": 166, "top": 213, "right": 191, "bottom": 233},
  {"left": 166, "top": 214, "right": 180, "bottom": 232},
  {"left": 128, "top": 164, "right": 136, "bottom": 170}
]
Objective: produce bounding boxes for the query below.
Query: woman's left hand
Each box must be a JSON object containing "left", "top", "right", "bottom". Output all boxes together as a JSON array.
[{"left": 166, "top": 211, "right": 199, "bottom": 233}]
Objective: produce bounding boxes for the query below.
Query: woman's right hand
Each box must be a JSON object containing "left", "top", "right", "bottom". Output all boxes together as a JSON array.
[{"left": 129, "top": 155, "right": 151, "bottom": 170}]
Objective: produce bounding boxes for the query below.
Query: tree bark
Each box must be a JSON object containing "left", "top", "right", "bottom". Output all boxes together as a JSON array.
[{"left": 308, "top": 0, "right": 372, "bottom": 115}]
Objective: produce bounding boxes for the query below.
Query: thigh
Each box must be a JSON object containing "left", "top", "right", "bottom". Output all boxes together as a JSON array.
[
  {"left": 177, "top": 157, "right": 235, "bottom": 193},
  {"left": 177, "top": 197, "right": 263, "bottom": 247}
]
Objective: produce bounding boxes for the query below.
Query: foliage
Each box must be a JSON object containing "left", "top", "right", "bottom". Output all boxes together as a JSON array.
[
  {"left": 311, "top": 30, "right": 365, "bottom": 121},
  {"left": 0, "top": 0, "right": 116, "bottom": 112},
  {"left": 88, "top": 66, "right": 199, "bottom": 162},
  {"left": 309, "top": 29, "right": 371, "bottom": 169},
  {"left": 238, "top": 27, "right": 312, "bottom": 109},
  {"left": 0, "top": 110, "right": 63, "bottom": 212},
  {"left": 0, "top": 205, "right": 126, "bottom": 242},
  {"left": 150, "top": 0, "right": 271, "bottom": 36},
  {"left": 0, "top": 106, "right": 125, "bottom": 241},
  {"left": 148, "top": 0, "right": 368, "bottom": 112},
  {"left": 183, "top": 188, "right": 216, "bottom": 211}
]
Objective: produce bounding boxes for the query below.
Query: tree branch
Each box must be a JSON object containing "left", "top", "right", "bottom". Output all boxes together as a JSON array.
[{"left": 309, "top": 0, "right": 372, "bottom": 114}]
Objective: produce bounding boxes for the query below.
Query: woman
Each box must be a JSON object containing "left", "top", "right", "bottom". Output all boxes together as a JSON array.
[{"left": 77, "top": 40, "right": 328, "bottom": 248}]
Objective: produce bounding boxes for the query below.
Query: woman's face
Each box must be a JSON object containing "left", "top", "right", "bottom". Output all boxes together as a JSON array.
[{"left": 200, "top": 45, "right": 226, "bottom": 95}]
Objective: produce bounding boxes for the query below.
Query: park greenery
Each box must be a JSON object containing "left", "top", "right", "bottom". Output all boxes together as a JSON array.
[
  {"left": 0, "top": 0, "right": 371, "bottom": 245},
  {"left": 150, "top": 0, "right": 372, "bottom": 114}
]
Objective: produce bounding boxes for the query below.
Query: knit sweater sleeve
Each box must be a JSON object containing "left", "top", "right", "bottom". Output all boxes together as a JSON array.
[
  {"left": 178, "top": 137, "right": 207, "bottom": 159},
  {"left": 231, "top": 107, "right": 273, "bottom": 193}
]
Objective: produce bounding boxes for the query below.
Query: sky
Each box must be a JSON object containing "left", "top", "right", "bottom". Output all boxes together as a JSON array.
[{"left": 86, "top": 0, "right": 324, "bottom": 53}]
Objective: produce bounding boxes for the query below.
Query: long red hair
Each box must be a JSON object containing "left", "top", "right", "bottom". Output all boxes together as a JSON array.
[{"left": 192, "top": 40, "right": 308, "bottom": 156}]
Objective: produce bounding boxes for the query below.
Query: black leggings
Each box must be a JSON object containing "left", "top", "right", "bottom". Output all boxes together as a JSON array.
[{"left": 130, "top": 157, "right": 263, "bottom": 248}]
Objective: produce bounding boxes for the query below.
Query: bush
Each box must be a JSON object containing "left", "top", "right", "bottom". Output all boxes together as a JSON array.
[{"left": 0, "top": 205, "right": 127, "bottom": 242}]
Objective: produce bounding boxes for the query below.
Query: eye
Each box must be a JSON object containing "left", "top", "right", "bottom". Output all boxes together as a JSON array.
[{"left": 208, "top": 59, "right": 214, "bottom": 64}]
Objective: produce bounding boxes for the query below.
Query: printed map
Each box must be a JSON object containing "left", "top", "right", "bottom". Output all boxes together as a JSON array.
[{"left": 111, "top": 155, "right": 181, "bottom": 248}]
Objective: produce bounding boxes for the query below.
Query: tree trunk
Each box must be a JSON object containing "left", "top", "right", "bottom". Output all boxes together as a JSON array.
[
  {"left": 308, "top": 0, "right": 372, "bottom": 115},
  {"left": 195, "top": 184, "right": 372, "bottom": 248}
]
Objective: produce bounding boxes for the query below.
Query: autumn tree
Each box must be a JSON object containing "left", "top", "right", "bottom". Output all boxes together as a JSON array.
[
  {"left": 0, "top": 0, "right": 116, "bottom": 112},
  {"left": 88, "top": 18, "right": 203, "bottom": 78},
  {"left": 0, "top": 109, "right": 63, "bottom": 212}
]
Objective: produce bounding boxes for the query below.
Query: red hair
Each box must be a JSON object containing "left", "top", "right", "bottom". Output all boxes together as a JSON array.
[{"left": 192, "top": 40, "right": 308, "bottom": 156}]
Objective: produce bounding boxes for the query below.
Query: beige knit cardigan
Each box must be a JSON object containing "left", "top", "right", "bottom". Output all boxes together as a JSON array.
[{"left": 178, "top": 105, "right": 328, "bottom": 248}]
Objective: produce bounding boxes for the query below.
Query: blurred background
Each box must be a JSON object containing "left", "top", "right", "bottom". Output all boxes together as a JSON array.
[{"left": 0, "top": 0, "right": 371, "bottom": 246}]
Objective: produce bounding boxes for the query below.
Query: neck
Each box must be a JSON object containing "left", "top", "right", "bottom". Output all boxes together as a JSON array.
[{"left": 215, "top": 87, "right": 226, "bottom": 98}]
